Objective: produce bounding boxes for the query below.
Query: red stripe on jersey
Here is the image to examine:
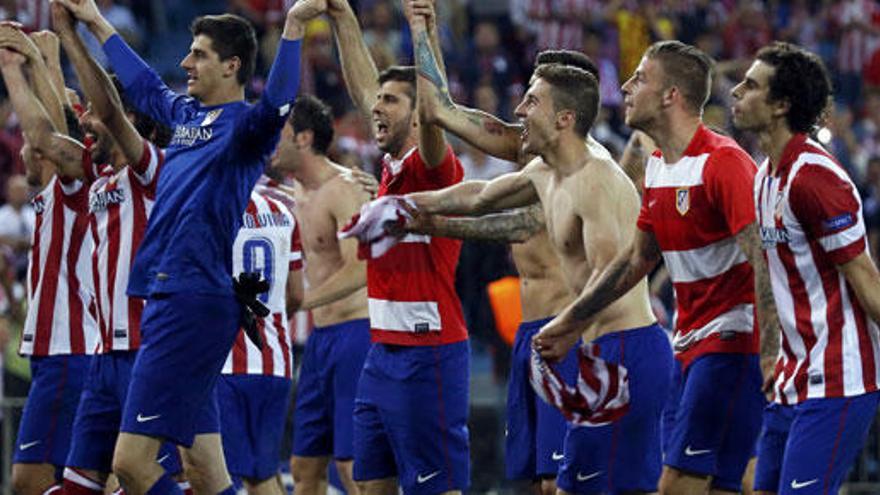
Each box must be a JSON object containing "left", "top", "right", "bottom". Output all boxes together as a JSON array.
[
  {"left": 259, "top": 319, "right": 273, "bottom": 376},
  {"left": 65, "top": 212, "right": 90, "bottom": 354},
  {"left": 776, "top": 241, "right": 816, "bottom": 403},
  {"left": 106, "top": 188, "right": 122, "bottom": 342},
  {"left": 34, "top": 190, "right": 67, "bottom": 355},
  {"left": 90, "top": 217, "right": 110, "bottom": 351},
  {"left": 808, "top": 237, "right": 845, "bottom": 397},
  {"left": 30, "top": 196, "right": 43, "bottom": 300},
  {"left": 128, "top": 177, "right": 150, "bottom": 349},
  {"left": 232, "top": 331, "right": 247, "bottom": 374},
  {"left": 274, "top": 313, "right": 291, "bottom": 378}
]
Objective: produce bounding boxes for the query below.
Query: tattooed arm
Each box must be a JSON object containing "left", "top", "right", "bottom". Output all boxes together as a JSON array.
[
  {"left": 409, "top": 7, "right": 448, "bottom": 168},
  {"left": 736, "top": 222, "right": 781, "bottom": 390},
  {"left": 408, "top": 203, "right": 544, "bottom": 243},
  {"left": 534, "top": 227, "right": 662, "bottom": 360}
]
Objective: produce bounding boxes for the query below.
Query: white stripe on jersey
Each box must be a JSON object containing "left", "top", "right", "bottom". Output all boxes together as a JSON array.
[
  {"left": 21, "top": 177, "right": 98, "bottom": 356},
  {"left": 661, "top": 237, "right": 748, "bottom": 284},
  {"left": 223, "top": 188, "right": 300, "bottom": 377},
  {"left": 89, "top": 142, "right": 163, "bottom": 352}
]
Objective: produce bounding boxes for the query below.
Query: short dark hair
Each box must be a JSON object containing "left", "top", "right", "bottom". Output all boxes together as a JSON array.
[
  {"left": 377, "top": 66, "right": 416, "bottom": 108},
  {"left": 290, "top": 95, "right": 334, "bottom": 154},
  {"left": 756, "top": 42, "right": 832, "bottom": 133},
  {"left": 111, "top": 75, "right": 172, "bottom": 148},
  {"left": 64, "top": 106, "right": 85, "bottom": 143},
  {"left": 191, "top": 14, "right": 258, "bottom": 86},
  {"left": 535, "top": 49, "right": 599, "bottom": 82},
  {"left": 533, "top": 64, "right": 599, "bottom": 137},
  {"left": 645, "top": 40, "right": 714, "bottom": 114}
]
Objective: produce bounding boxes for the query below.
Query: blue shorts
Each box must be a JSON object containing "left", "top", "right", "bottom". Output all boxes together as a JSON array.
[
  {"left": 660, "top": 358, "right": 683, "bottom": 456},
  {"left": 353, "top": 341, "right": 470, "bottom": 495},
  {"left": 120, "top": 293, "right": 239, "bottom": 447},
  {"left": 219, "top": 374, "right": 292, "bottom": 481},
  {"left": 66, "top": 351, "right": 182, "bottom": 474},
  {"left": 664, "top": 353, "right": 764, "bottom": 492},
  {"left": 754, "top": 392, "right": 880, "bottom": 494},
  {"left": 14, "top": 355, "right": 91, "bottom": 466},
  {"left": 556, "top": 323, "right": 674, "bottom": 494},
  {"left": 292, "top": 318, "right": 370, "bottom": 459},
  {"left": 506, "top": 317, "right": 580, "bottom": 480}
]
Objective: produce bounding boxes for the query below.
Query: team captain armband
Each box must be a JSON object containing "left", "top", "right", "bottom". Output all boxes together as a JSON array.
[{"left": 529, "top": 345, "right": 630, "bottom": 427}]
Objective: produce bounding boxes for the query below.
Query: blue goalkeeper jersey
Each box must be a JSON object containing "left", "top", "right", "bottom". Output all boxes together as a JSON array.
[{"left": 102, "top": 34, "right": 301, "bottom": 297}]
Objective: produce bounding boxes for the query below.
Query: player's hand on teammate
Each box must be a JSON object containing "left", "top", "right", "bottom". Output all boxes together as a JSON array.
[
  {"left": 399, "top": 200, "right": 437, "bottom": 234},
  {"left": 533, "top": 314, "right": 583, "bottom": 362},
  {"left": 51, "top": 0, "right": 102, "bottom": 26},
  {"left": 340, "top": 167, "right": 379, "bottom": 199}
]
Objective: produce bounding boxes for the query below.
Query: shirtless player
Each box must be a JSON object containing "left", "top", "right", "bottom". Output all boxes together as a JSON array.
[
  {"left": 406, "top": 26, "right": 674, "bottom": 492},
  {"left": 272, "top": 94, "right": 371, "bottom": 495}
]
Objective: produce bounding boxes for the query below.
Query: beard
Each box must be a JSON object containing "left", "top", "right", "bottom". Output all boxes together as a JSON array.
[{"left": 378, "top": 115, "right": 413, "bottom": 157}]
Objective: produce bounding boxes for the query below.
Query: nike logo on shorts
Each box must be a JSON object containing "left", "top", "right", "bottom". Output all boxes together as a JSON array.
[
  {"left": 136, "top": 413, "right": 162, "bottom": 423},
  {"left": 791, "top": 479, "right": 819, "bottom": 490},
  {"left": 576, "top": 471, "right": 601, "bottom": 482},
  {"left": 551, "top": 451, "right": 564, "bottom": 461},
  {"left": 684, "top": 445, "right": 711, "bottom": 456},
  {"left": 19, "top": 440, "right": 40, "bottom": 450},
  {"left": 417, "top": 471, "right": 440, "bottom": 484}
]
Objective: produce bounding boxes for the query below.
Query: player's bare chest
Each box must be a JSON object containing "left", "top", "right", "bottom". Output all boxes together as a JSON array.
[
  {"left": 294, "top": 195, "right": 338, "bottom": 254},
  {"left": 538, "top": 180, "right": 582, "bottom": 258}
]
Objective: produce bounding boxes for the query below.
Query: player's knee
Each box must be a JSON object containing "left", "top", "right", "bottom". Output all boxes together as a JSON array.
[
  {"left": 539, "top": 478, "right": 557, "bottom": 495},
  {"left": 111, "top": 449, "right": 143, "bottom": 487},
  {"left": 290, "top": 456, "right": 326, "bottom": 484},
  {"left": 12, "top": 464, "right": 55, "bottom": 495},
  {"left": 659, "top": 468, "right": 708, "bottom": 495}
]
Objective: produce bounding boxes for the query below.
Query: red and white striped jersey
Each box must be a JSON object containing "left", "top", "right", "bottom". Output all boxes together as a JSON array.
[
  {"left": 21, "top": 175, "right": 98, "bottom": 356},
  {"left": 638, "top": 125, "right": 759, "bottom": 368},
  {"left": 223, "top": 185, "right": 303, "bottom": 378},
  {"left": 370, "top": 145, "right": 467, "bottom": 346},
  {"left": 755, "top": 134, "right": 880, "bottom": 405},
  {"left": 86, "top": 141, "right": 164, "bottom": 353}
]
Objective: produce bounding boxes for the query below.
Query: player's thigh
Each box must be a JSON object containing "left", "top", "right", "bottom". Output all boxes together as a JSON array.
[
  {"left": 658, "top": 465, "right": 711, "bottom": 495},
  {"left": 180, "top": 432, "right": 232, "bottom": 494},
  {"left": 358, "top": 477, "right": 398, "bottom": 495}
]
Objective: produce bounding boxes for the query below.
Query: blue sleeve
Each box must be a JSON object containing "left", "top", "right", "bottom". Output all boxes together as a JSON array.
[
  {"left": 102, "top": 34, "right": 192, "bottom": 127},
  {"left": 234, "top": 39, "right": 302, "bottom": 158}
]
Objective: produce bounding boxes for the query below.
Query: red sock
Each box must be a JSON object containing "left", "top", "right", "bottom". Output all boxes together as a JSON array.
[{"left": 61, "top": 468, "right": 104, "bottom": 495}]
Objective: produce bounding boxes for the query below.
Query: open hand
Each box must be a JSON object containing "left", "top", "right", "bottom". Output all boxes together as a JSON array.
[{"left": 340, "top": 167, "right": 379, "bottom": 199}]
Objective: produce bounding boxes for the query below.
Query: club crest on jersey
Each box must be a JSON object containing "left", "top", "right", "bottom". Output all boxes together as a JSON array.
[
  {"left": 675, "top": 187, "right": 690, "bottom": 215},
  {"left": 201, "top": 109, "right": 223, "bottom": 126},
  {"left": 32, "top": 196, "right": 45, "bottom": 215}
]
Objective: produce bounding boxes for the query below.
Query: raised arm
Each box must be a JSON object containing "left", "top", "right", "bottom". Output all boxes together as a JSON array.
[
  {"left": 29, "top": 31, "right": 68, "bottom": 109},
  {"left": 407, "top": 203, "right": 545, "bottom": 243},
  {"left": 233, "top": 4, "right": 303, "bottom": 158},
  {"left": 0, "top": 49, "right": 84, "bottom": 179},
  {"left": 57, "top": 0, "right": 188, "bottom": 127},
  {"left": 0, "top": 25, "right": 67, "bottom": 134},
  {"left": 327, "top": 0, "right": 379, "bottom": 117},
  {"left": 53, "top": 3, "right": 144, "bottom": 166},
  {"left": 408, "top": 3, "right": 447, "bottom": 168},
  {"left": 408, "top": 168, "right": 539, "bottom": 216}
]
